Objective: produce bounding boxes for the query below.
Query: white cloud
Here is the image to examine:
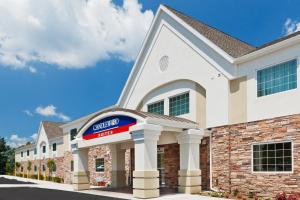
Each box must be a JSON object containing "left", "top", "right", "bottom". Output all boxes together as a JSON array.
[
  {"left": 23, "top": 109, "right": 33, "bottom": 116},
  {"left": 6, "top": 133, "right": 38, "bottom": 148},
  {"left": 30, "top": 133, "right": 38, "bottom": 141},
  {"left": 7, "top": 134, "right": 28, "bottom": 148},
  {"left": 29, "top": 66, "right": 37, "bottom": 73},
  {"left": 284, "top": 18, "right": 300, "bottom": 35},
  {"left": 0, "top": 0, "right": 153, "bottom": 71},
  {"left": 35, "top": 104, "right": 70, "bottom": 121}
]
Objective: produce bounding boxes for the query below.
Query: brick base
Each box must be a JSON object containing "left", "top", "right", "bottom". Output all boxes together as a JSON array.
[{"left": 212, "top": 114, "right": 300, "bottom": 198}]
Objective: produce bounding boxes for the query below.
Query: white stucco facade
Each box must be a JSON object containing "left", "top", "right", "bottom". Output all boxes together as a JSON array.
[{"left": 117, "top": 5, "right": 300, "bottom": 128}]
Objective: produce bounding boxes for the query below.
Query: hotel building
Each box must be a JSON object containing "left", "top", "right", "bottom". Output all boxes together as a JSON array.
[{"left": 15, "top": 4, "right": 300, "bottom": 198}]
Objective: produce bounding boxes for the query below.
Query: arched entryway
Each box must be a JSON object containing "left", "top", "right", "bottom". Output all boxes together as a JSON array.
[{"left": 71, "top": 107, "right": 204, "bottom": 199}]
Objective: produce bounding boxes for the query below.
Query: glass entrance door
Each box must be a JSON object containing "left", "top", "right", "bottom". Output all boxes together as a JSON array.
[{"left": 157, "top": 147, "right": 165, "bottom": 187}]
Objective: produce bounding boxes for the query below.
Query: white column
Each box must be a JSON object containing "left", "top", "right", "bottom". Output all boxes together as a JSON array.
[
  {"left": 110, "top": 144, "right": 126, "bottom": 187},
  {"left": 73, "top": 147, "right": 90, "bottom": 191},
  {"left": 177, "top": 129, "right": 204, "bottom": 194},
  {"left": 130, "top": 124, "right": 162, "bottom": 199}
]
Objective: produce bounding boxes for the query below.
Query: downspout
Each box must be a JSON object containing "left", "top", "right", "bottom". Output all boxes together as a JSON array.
[{"left": 209, "top": 129, "right": 219, "bottom": 192}]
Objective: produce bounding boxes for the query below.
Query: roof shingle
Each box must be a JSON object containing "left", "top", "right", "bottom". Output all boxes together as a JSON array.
[
  {"left": 42, "top": 121, "right": 64, "bottom": 140},
  {"left": 164, "top": 5, "right": 256, "bottom": 58}
]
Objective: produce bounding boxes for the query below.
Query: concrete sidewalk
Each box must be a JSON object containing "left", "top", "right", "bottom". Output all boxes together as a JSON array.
[{"left": 0, "top": 175, "right": 226, "bottom": 200}]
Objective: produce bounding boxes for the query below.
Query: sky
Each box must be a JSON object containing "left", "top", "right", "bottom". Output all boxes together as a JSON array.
[{"left": 0, "top": 0, "right": 300, "bottom": 147}]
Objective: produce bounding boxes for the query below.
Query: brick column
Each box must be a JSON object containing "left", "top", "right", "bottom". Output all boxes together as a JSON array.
[
  {"left": 177, "top": 129, "right": 204, "bottom": 194},
  {"left": 130, "top": 124, "right": 162, "bottom": 199}
]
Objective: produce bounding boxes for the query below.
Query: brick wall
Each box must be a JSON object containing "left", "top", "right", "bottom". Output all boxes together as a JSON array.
[
  {"left": 200, "top": 136, "right": 210, "bottom": 190},
  {"left": 63, "top": 151, "right": 73, "bottom": 184},
  {"left": 88, "top": 145, "right": 131, "bottom": 186},
  {"left": 88, "top": 145, "right": 112, "bottom": 185},
  {"left": 211, "top": 114, "right": 300, "bottom": 198},
  {"left": 159, "top": 143, "right": 180, "bottom": 189}
]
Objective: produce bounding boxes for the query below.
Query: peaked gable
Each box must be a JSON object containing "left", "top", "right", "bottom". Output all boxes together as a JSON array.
[{"left": 164, "top": 5, "right": 256, "bottom": 58}]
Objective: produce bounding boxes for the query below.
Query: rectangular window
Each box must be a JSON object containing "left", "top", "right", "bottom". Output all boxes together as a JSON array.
[
  {"left": 34, "top": 148, "right": 37, "bottom": 155},
  {"left": 21, "top": 152, "right": 23, "bottom": 157},
  {"left": 253, "top": 141, "right": 292, "bottom": 172},
  {"left": 95, "top": 158, "right": 105, "bottom": 172},
  {"left": 257, "top": 59, "right": 297, "bottom": 97},
  {"left": 71, "top": 161, "right": 74, "bottom": 172},
  {"left": 70, "top": 128, "right": 77, "bottom": 141},
  {"left": 27, "top": 150, "right": 29, "bottom": 156},
  {"left": 148, "top": 100, "right": 164, "bottom": 115},
  {"left": 34, "top": 165, "right": 37, "bottom": 172},
  {"left": 42, "top": 165, "right": 45, "bottom": 172},
  {"left": 169, "top": 92, "right": 189, "bottom": 116},
  {"left": 42, "top": 146, "right": 46, "bottom": 153},
  {"left": 21, "top": 167, "right": 23, "bottom": 172},
  {"left": 52, "top": 143, "right": 57, "bottom": 151}
]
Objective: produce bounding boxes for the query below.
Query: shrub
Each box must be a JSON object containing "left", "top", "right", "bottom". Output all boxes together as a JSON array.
[
  {"left": 248, "top": 192, "right": 254, "bottom": 199},
  {"left": 287, "top": 193, "right": 300, "bottom": 200},
  {"left": 46, "top": 176, "right": 53, "bottom": 181},
  {"left": 276, "top": 192, "right": 287, "bottom": 200},
  {"left": 275, "top": 192, "right": 300, "bottom": 200},
  {"left": 233, "top": 189, "right": 239, "bottom": 197},
  {"left": 224, "top": 192, "right": 230, "bottom": 198},
  {"left": 53, "top": 177, "right": 63, "bottom": 183},
  {"left": 31, "top": 174, "right": 38, "bottom": 179},
  {"left": 210, "top": 192, "right": 224, "bottom": 198}
]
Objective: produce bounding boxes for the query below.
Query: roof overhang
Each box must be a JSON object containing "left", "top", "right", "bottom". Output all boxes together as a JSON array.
[
  {"left": 234, "top": 33, "right": 300, "bottom": 65},
  {"left": 72, "top": 108, "right": 199, "bottom": 149}
]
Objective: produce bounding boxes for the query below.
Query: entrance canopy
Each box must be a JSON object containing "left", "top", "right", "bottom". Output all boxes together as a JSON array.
[{"left": 72, "top": 107, "right": 199, "bottom": 149}]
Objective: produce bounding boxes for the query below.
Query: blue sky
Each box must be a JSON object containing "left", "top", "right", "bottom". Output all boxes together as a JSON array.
[{"left": 0, "top": 0, "right": 300, "bottom": 147}]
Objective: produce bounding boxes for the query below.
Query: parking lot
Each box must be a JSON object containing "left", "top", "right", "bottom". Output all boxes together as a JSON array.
[{"left": 0, "top": 177, "right": 125, "bottom": 200}]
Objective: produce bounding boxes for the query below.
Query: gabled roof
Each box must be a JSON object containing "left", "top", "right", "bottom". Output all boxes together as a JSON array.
[
  {"left": 117, "top": 4, "right": 300, "bottom": 107},
  {"left": 16, "top": 142, "right": 34, "bottom": 151},
  {"left": 163, "top": 5, "right": 256, "bottom": 58},
  {"left": 41, "top": 121, "right": 64, "bottom": 140}
]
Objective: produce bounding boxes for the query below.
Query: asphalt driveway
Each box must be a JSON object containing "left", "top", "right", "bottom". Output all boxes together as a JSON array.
[
  {"left": 0, "top": 187, "right": 126, "bottom": 200},
  {"left": 0, "top": 177, "right": 35, "bottom": 184}
]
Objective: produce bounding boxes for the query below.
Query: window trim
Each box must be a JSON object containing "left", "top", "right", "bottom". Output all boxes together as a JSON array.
[
  {"left": 147, "top": 99, "right": 165, "bottom": 115},
  {"left": 95, "top": 158, "right": 105, "bottom": 173},
  {"left": 168, "top": 91, "right": 190, "bottom": 116},
  {"left": 255, "top": 57, "right": 298, "bottom": 98},
  {"left": 251, "top": 140, "right": 294, "bottom": 174}
]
